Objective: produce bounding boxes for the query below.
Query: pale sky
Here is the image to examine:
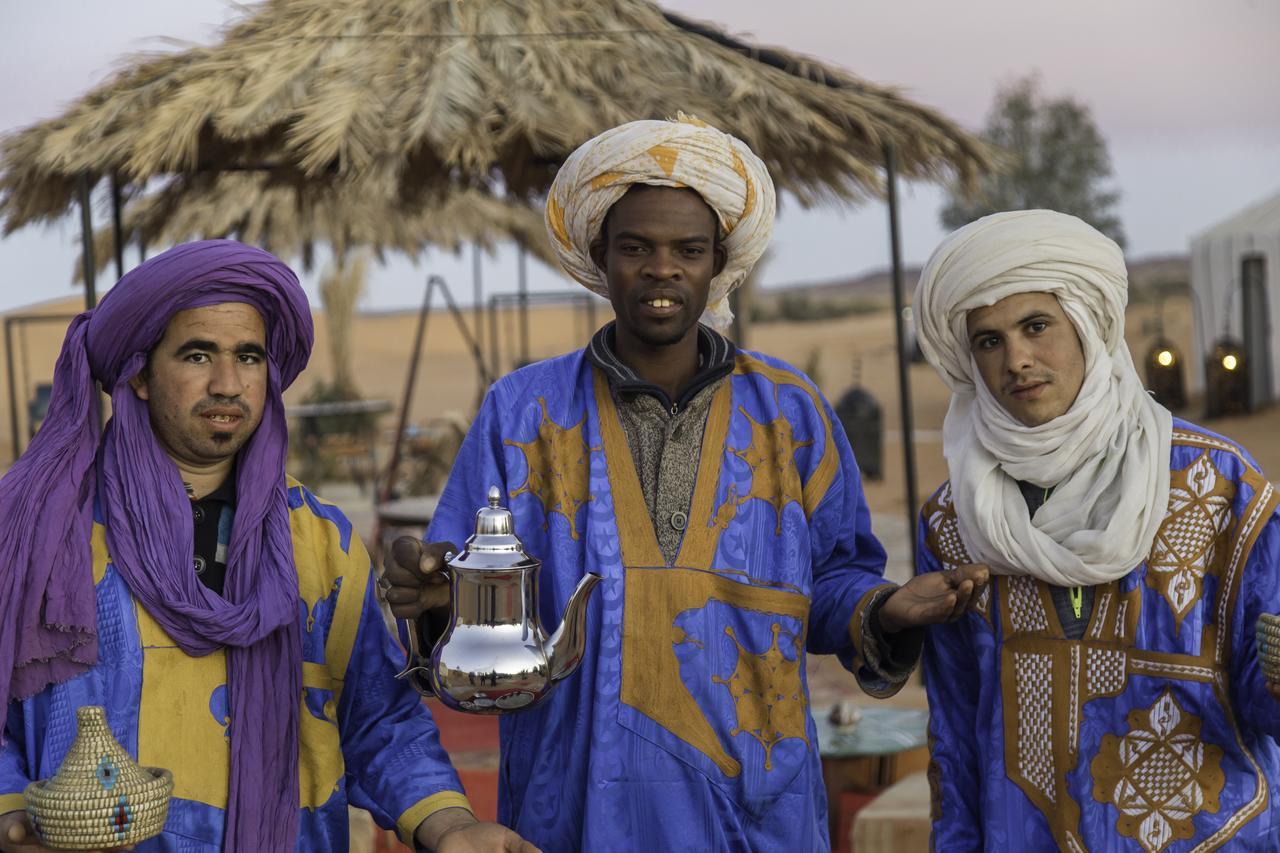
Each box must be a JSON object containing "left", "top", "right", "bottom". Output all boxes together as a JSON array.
[{"left": 1, "top": 0, "right": 1277, "bottom": 314}]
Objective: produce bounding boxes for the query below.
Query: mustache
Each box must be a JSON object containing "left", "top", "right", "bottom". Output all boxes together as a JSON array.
[
  {"left": 1003, "top": 373, "right": 1054, "bottom": 394},
  {"left": 192, "top": 397, "right": 251, "bottom": 417}
]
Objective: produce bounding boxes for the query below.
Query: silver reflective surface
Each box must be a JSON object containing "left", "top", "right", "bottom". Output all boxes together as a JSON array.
[{"left": 397, "top": 486, "right": 602, "bottom": 714}]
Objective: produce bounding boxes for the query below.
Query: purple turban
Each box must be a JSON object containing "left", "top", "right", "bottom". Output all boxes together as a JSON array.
[{"left": 0, "top": 240, "right": 314, "bottom": 851}]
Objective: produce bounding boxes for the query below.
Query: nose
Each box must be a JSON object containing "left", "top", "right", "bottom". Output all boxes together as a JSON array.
[
  {"left": 207, "top": 356, "right": 245, "bottom": 398},
  {"left": 641, "top": 248, "right": 681, "bottom": 281},
  {"left": 1004, "top": 334, "right": 1035, "bottom": 376}
]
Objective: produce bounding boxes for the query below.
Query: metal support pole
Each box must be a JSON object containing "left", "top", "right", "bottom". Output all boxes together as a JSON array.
[
  {"left": 110, "top": 173, "right": 126, "bottom": 281},
  {"left": 884, "top": 143, "right": 919, "bottom": 567},
  {"left": 488, "top": 295, "right": 501, "bottom": 378},
  {"left": 472, "top": 244, "right": 484, "bottom": 362},
  {"left": 380, "top": 277, "right": 436, "bottom": 506},
  {"left": 380, "top": 275, "right": 494, "bottom": 508},
  {"left": 5, "top": 318, "right": 18, "bottom": 463},
  {"left": 517, "top": 246, "right": 530, "bottom": 365},
  {"left": 77, "top": 174, "right": 98, "bottom": 309}
]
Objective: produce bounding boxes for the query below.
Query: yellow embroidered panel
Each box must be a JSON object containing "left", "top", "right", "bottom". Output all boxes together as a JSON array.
[
  {"left": 710, "top": 622, "right": 807, "bottom": 771},
  {"left": 593, "top": 370, "right": 663, "bottom": 566},
  {"left": 728, "top": 406, "right": 814, "bottom": 536},
  {"left": 620, "top": 566, "right": 810, "bottom": 778},
  {"left": 1147, "top": 452, "right": 1234, "bottom": 631},
  {"left": 674, "top": 380, "right": 733, "bottom": 570},
  {"left": 126, "top": 482, "right": 374, "bottom": 811},
  {"left": 732, "top": 355, "right": 837, "bottom": 518},
  {"left": 1091, "top": 689, "right": 1225, "bottom": 853},
  {"left": 505, "top": 397, "right": 594, "bottom": 540},
  {"left": 135, "top": 609, "right": 231, "bottom": 808}
]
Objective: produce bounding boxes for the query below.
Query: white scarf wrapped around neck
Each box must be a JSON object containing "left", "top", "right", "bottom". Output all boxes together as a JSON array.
[{"left": 914, "top": 210, "right": 1172, "bottom": 586}]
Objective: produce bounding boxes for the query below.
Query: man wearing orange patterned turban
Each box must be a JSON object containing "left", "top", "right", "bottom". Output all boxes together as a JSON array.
[
  {"left": 384, "top": 118, "right": 989, "bottom": 851},
  {"left": 545, "top": 113, "right": 775, "bottom": 332}
]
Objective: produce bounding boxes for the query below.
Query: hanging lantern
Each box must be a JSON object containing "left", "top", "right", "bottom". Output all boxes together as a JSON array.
[
  {"left": 1145, "top": 339, "right": 1186, "bottom": 410},
  {"left": 1205, "top": 338, "right": 1249, "bottom": 418}
]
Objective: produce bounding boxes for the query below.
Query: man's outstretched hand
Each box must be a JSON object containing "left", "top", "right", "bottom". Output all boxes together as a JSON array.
[
  {"left": 878, "top": 564, "right": 991, "bottom": 634},
  {"left": 380, "top": 538, "right": 456, "bottom": 620}
]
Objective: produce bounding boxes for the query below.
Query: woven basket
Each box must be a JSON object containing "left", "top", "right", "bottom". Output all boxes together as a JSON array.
[
  {"left": 1256, "top": 613, "right": 1280, "bottom": 679},
  {"left": 24, "top": 706, "right": 173, "bottom": 850}
]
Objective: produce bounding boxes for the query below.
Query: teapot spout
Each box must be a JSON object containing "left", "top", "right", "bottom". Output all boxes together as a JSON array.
[{"left": 547, "top": 572, "right": 603, "bottom": 683}]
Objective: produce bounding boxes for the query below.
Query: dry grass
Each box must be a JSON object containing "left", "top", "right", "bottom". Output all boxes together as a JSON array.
[
  {"left": 1, "top": 0, "right": 998, "bottom": 251},
  {"left": 76, "top": 178, "right": 556, "bottom": 277}
]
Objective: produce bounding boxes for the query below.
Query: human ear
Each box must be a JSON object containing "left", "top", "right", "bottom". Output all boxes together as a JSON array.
[
  {"left": 589, "top": 235, "right": 608, "bottom": 273},
  {"left": 128, "top": 372, "right": 150, "bottom": 401},
  {"left": 712, "top": 243, "right": 727, "bottom": 278}
]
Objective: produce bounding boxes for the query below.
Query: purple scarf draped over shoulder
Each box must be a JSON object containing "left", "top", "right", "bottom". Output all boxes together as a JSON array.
[{"left": 0, "top": 240, "right": 314, "bottom": 851}]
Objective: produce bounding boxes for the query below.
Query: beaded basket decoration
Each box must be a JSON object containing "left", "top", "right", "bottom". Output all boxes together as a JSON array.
[{"left": 23, "top": 706, "right": 173, "bottom": 850}]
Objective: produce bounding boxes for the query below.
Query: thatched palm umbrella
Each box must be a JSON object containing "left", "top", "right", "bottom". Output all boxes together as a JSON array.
[
  {"left": 79, "top": 175, "right": 557, "bottom": 276},
  {"left": 2, "top": 0, "right": 997, "bottom": 537},
  {"left": 1, "top": 0, "right": 994, "bottom": 245}
]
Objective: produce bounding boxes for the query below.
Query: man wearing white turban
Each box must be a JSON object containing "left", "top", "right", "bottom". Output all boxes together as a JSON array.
[
  {"left": 384, "top": 117, "right": 988, "bottom": 851},
  {"left": 914, "top": 210, "right": 1280, "bottom": 850}
]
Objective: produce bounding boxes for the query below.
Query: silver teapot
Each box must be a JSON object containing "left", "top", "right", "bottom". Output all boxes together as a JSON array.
[{"left": 397, "top": 486, "right": 602, "bottom": 714}]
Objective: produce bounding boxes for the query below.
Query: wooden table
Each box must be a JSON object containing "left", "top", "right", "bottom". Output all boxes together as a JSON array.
[{"left": 811, "top": 705, "right": 930, "bottom": 844}]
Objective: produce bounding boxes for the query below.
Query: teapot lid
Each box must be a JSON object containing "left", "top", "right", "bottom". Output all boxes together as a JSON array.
[{"left": 453, "top": 486, "right": 538, "bottom": 566}]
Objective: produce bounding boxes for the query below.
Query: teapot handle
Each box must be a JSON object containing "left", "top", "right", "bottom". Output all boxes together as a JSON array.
[
  {"left": 393, "top": 551, "right": 454, "bottom": 694},
  {"left": 393, "top": 613, "right": 429, "bottom": 684}
]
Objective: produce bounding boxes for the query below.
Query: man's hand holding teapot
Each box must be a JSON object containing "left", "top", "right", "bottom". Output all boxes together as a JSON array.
[{"left": 381, "top": 538, "right": 455, "bottom": 619}]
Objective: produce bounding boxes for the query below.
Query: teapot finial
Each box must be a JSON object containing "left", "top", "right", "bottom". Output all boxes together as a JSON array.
[{"left": 488, "top": 485, "right": 501, "bottom": 508}]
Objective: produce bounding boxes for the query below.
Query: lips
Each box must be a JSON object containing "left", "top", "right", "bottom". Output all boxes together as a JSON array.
[
  {"left": 197, "top": 404, "right": 248, "bottom": 429},
  {"left": 638, "top": 290, "right": 683, "bottom": 319},
  {"left": 1009, "top": 382, "right": 1048, "bottom": 401}
]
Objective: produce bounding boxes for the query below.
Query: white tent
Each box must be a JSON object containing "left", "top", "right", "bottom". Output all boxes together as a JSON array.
[{"left": 1189, "top": 190, "right": 1280, "bottom": 405}]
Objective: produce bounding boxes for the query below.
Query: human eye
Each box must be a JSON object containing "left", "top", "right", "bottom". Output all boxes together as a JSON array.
[
  {"left": 975, "top": 335, "right": 1001, "bottom": 351},
  {"left": 238, "top": 353, "right": 263, "bottom": 365},
  {"left": 184, "top": 352, "right": 210, "bottom": 364},
  {"left": 1027, "top": 320, "right": 1048, "bottom": 334}
]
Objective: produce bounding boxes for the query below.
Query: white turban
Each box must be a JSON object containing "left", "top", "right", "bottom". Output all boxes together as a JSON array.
[
  {"left": 545, "top": 114, "right": 776, "bottom": 331},
  {"left": 914, "top": 210, "right": 1172, "bottom": 586}
]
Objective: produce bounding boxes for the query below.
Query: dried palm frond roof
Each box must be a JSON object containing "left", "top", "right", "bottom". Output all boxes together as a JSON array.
[
  {"left": 1, "top": 0, "right": 997, "bottom": 239},
  {"left": 79, "top": 174, "right": 556, "bottom": 278}
]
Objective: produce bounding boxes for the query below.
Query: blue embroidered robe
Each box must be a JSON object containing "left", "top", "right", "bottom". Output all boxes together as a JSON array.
[
  {"left": 921, "top": 419, "right": 1280, "bottom": 851},
  {"left": 427, "top": 348, "right": 898, "bottom": 852},
  {"left": 0, "top": 480, "right": 469, "bottom": 850}
]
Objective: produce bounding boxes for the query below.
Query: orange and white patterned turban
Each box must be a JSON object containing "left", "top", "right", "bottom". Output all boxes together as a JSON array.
[{"left": 545, "top": 115, "right": 776, "bottom": 331}]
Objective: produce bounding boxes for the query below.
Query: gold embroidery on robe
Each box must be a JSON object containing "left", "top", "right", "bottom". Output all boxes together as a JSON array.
[
  {"left": 505, "top": 397, "right": 595, "bottom": 540},
  {"left": 1091, "top": 689, "right": 1225, "bottom": 853}
]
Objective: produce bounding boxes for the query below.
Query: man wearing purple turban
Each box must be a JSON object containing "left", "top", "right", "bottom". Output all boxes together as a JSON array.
[{"left": 0, "top": 242, "right": 535, "bottom": 852}]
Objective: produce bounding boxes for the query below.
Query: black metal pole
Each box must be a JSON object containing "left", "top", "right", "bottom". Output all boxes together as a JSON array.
[
  {"left": 488, "top": 295, "right": 501, "bottom": 378},
  {"left": 517, "top": 246, "right": 530, "bottom": 365},
  {"left": 380, "top": 275, "right": 436, "bottom": 506},
  {"left": 5, "top": 318, "right": 18, "bottom": 463},
  {"left": 77, "top": 174, "right": 98, "bottom": 309},
  {"left": 472, "top": 243, "right": 485, "bottom": 370},
  {"left": 885, "top": 142, "right": 919, "bottom": 567},
  {"left": 110, "top": 173, "right": 126, "bottom": 281}
]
